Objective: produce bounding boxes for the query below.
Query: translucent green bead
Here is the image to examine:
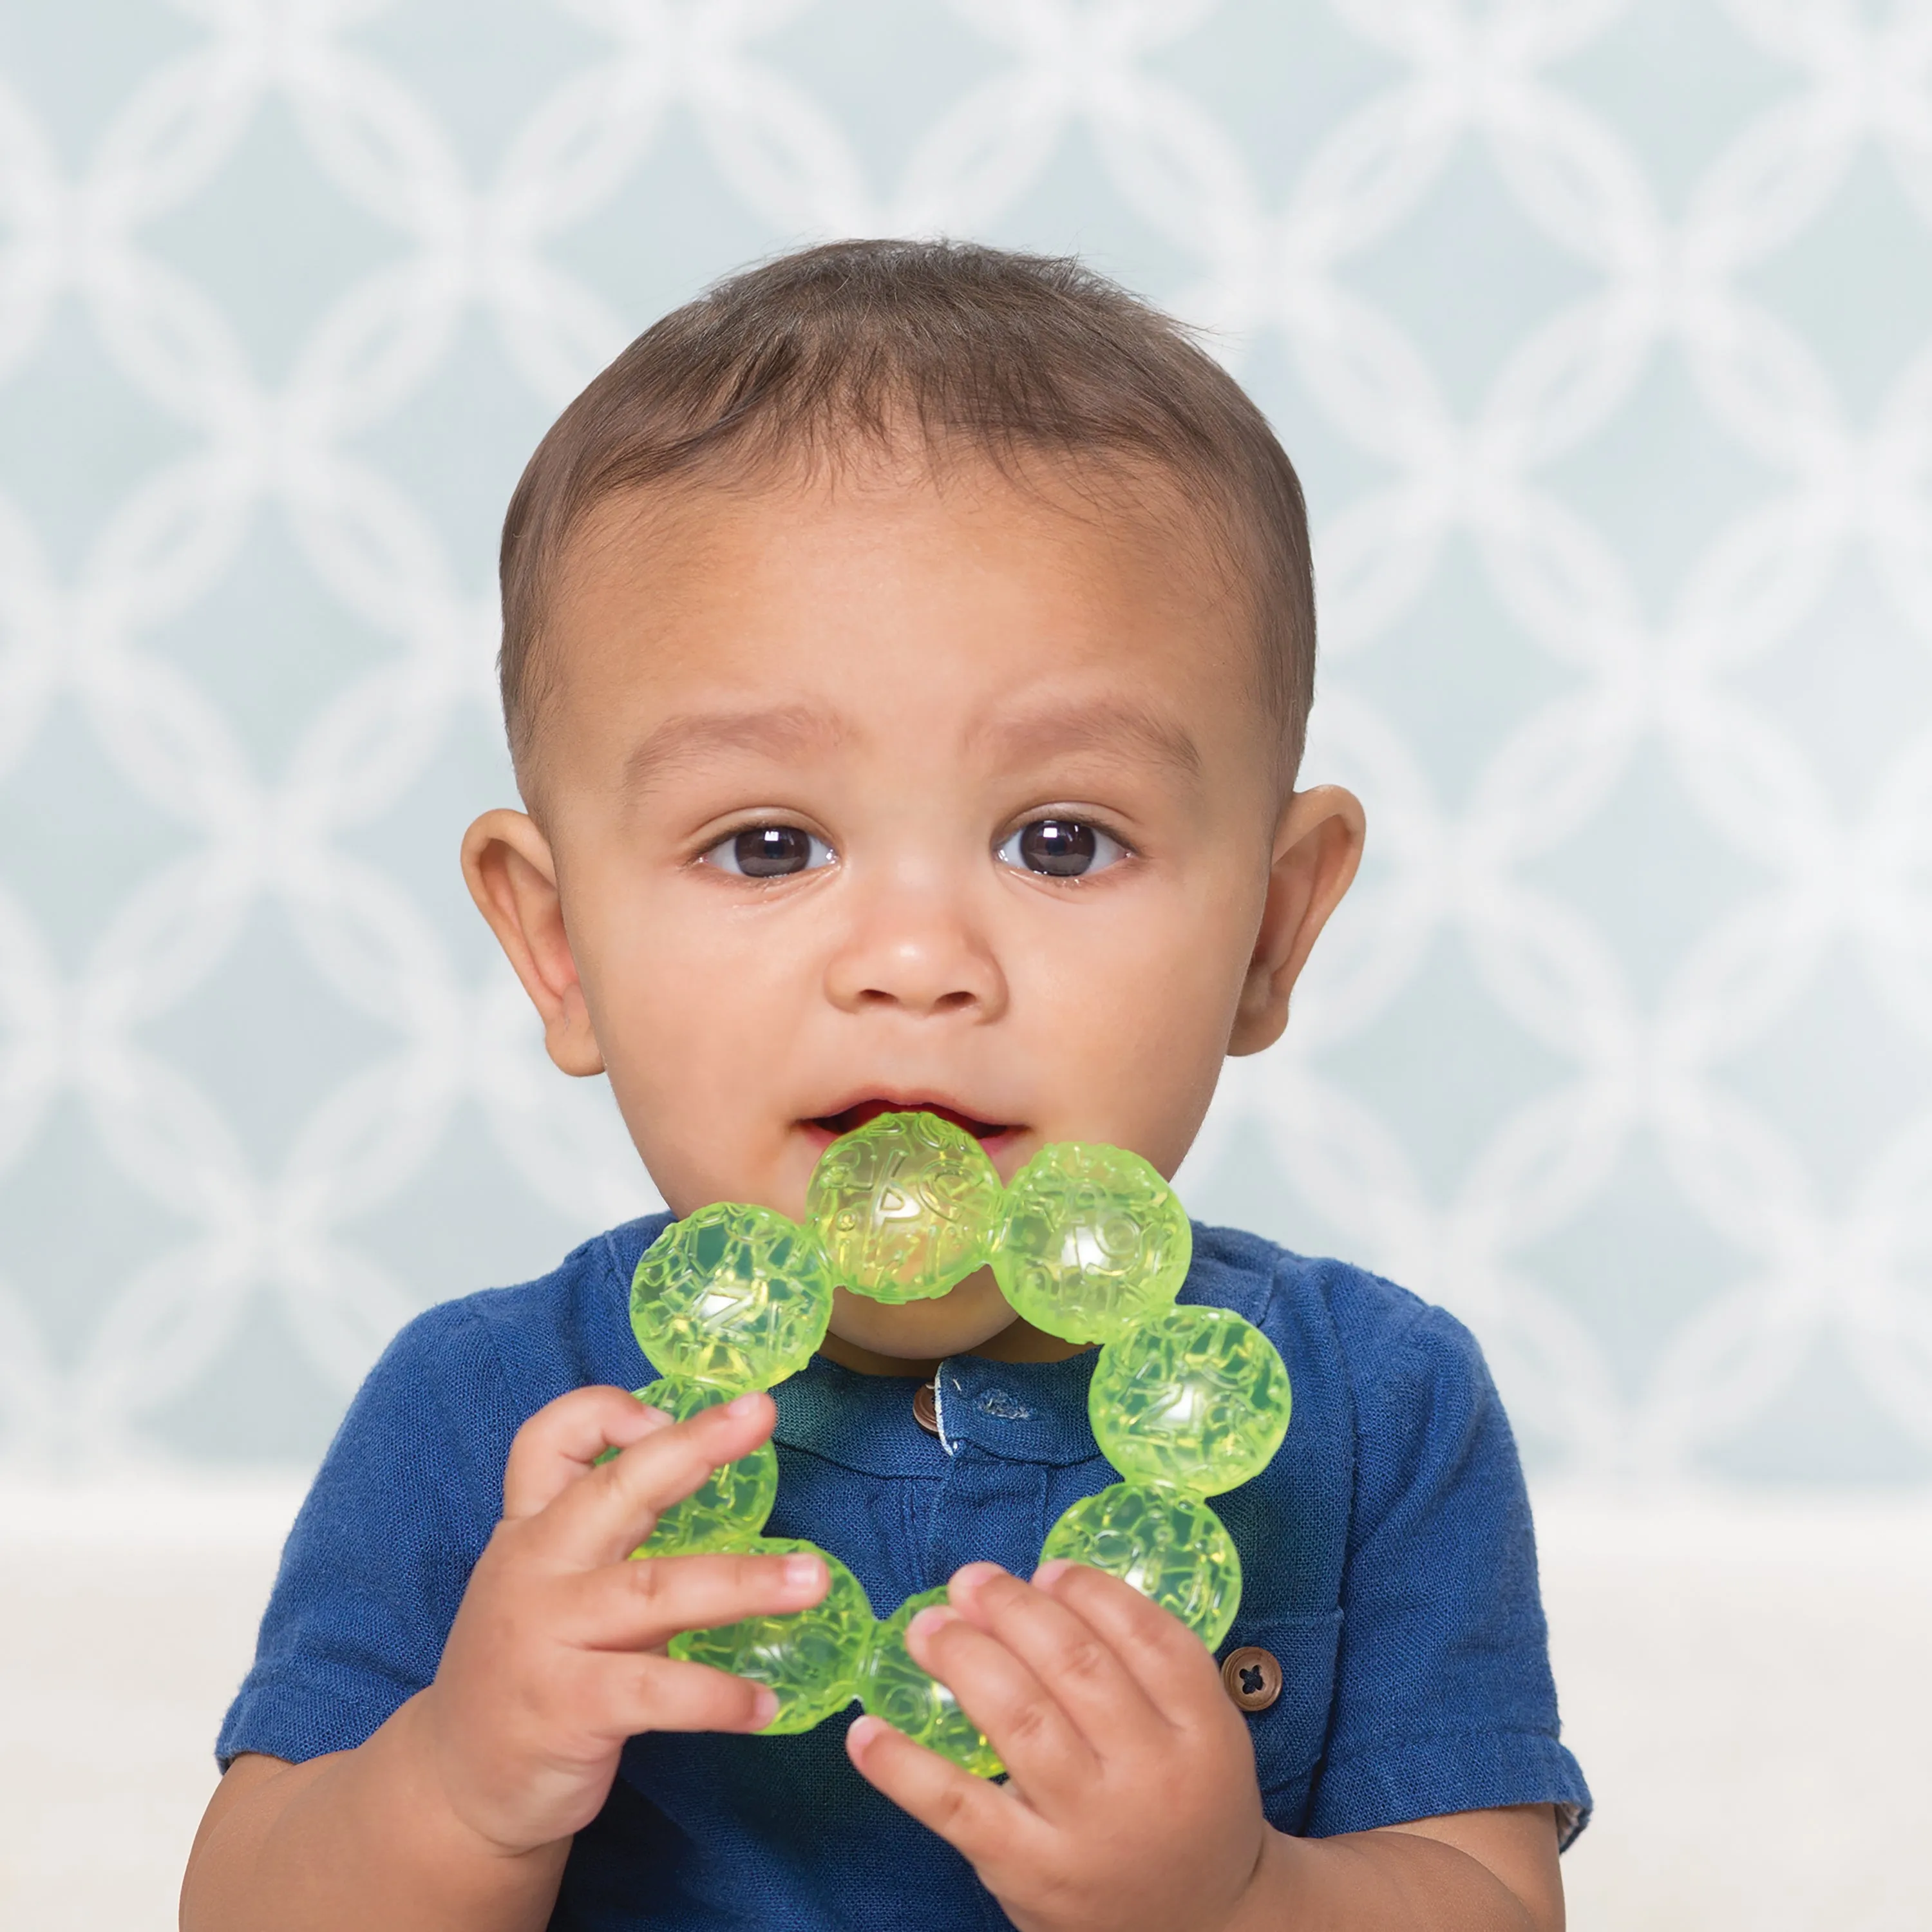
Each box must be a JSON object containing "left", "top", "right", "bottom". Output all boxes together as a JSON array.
[
  {"left": 1040, "top": 1482, "right": 1242, "bottom": 1650},
  {"left": 991, "top": 1144, "right": 1191, "bottom": 1343},
  {"left": 630, "top": 1204, "right": 833, "bottom": 1390},
  {"left": 1088, "top": 1306, "right": 1291, "bottom": 1497},
  {"left": 862, "top": 1587, "right": 1003, "bottom": 1777},
  {"left": 625, "top": 1379, "right": 777, "bottom": 1555},
  {"left": 670, "top": 1538, "right": 876, "bottom": 1734},
  {"left": 805, "top": 1112, "right": 1003, "bottom": 1304}
]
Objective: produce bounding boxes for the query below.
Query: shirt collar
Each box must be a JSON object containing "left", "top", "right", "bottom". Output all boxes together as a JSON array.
[{"left": 772, "top": 1347, "right": 1103, "bottom": 1473}]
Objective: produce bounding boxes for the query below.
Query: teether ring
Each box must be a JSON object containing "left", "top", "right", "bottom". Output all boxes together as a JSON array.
[{"left": 626, "top": 1112, "right": 1292, "bottom": 1770}]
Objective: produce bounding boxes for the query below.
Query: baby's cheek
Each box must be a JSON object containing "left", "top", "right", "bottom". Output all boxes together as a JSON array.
[
  {"left": 600, "top": 1040, "right": 775, "bottom": 1215},
  {"left": 1018, "top": 934, "right": 1242, "bottom": 1156}
]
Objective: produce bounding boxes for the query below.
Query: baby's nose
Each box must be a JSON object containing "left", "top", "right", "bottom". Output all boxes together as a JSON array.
[{"left": 822, "top": 887, "right": 1007, "bottom": 1020}]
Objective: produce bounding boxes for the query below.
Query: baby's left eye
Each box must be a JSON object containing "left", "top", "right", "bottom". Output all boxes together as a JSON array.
[{"left": 995, "top": 817, "right": 1128, "bottom": 879}]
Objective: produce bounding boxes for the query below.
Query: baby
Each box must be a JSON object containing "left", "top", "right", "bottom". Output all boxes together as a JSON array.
[{"left": 182, "top": 240, "right": 1588, "bottom": 1932}]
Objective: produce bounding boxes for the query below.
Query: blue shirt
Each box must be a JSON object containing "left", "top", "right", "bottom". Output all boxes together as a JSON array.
[{"left": 219, "top": 1218, "right": 1591, "bottom": 1930}]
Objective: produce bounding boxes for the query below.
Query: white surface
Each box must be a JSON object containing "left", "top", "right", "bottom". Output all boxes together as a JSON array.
[
  {"left": 0, "top": 1479, "right": 307, "bottom": 1932},
  {"left": 1541, "top": 1492, "right": 1932, "bottom": 1932},
  {"left": 1, "top": 1482, "right": 1928, "bottom": 1930}
]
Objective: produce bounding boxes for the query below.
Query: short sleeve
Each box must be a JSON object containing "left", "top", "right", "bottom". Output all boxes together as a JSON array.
[
  {"left": 1307, "top": 1298, "right": 1591, "bottom": 1845},
  {"left": 216, "top": 1301, "right": 517, "bottom": 1769}
]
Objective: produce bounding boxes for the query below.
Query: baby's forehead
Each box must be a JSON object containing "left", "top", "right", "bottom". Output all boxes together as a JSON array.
[
  {"left": 524, "top": 464, "right": 1276, "bottom": 801},
  {"left": 569, "top": 448, "right": 1252, "bottom": 636},
  {"left": 557, "top": 459, "right": 1256, "bottom": 681}
]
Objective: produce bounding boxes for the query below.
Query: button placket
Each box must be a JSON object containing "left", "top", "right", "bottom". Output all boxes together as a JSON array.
[{"left": 936, "top": 1352, "right": 1099, "bottom": 1467}]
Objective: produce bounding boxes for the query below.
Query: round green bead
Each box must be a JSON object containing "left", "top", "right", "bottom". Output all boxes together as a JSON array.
[
  {"left": 862, "top": 1587, "right": 1003, "bottom": 1777},
  {"left": 1088, "top": 1306, "right": 1291, "bottom": 1497},
  {"left": 1040, "top": 1482, "right": 1242, "bottom": 1650},
  {"left": 991, "top": 1144, "right": 1191, "bottom": 1343},
  {"left": 630, "top": 1204, "right": 833, "bottom": 1390},
  {"left": 805, "top": 1112, "right": 1003, "bottom": 1304},
  {"left": 625, "top": 1379, "right": 777, "bottom": 1555},
  {"left": 669, "top": 1538, "right": 876, "bottom": 1735}
]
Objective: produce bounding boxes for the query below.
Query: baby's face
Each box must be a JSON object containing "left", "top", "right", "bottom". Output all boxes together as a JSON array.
[{"left": 470, "top": 457, "right": 1352, "bottom": 1363}]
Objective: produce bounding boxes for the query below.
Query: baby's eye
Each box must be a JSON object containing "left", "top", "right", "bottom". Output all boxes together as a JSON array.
[
  {"left": 995, "top": 817, "right": 1127, "bottom": 879},
  {"left": 702, "top": 824, "right": 835, "bottom": 878}
]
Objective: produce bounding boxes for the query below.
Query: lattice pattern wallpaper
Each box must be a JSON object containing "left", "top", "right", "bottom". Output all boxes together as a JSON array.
[{"left": 2, "top": 0, "right": 1929, "bottom": 1483}]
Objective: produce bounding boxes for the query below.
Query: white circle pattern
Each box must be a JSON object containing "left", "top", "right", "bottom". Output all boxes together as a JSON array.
[{"left": 1, "top": 0, "right": 1928, "bottom": 1481}]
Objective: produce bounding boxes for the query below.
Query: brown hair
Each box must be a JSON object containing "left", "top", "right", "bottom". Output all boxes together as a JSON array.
[{"left": 498, "top": 238, "right": 1315, "bottom": 778}]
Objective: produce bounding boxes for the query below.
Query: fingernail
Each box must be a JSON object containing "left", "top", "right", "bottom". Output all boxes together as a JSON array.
[
  {"left": 1033, "top": 1558, "right": 1072, "bottom": 1589},
  {"left": 750, "top": 1687, "right": 779, "bottom": 1728},
  {"left": 727, "top": 1392, "right": 764, "bottom": 1416},
  {"left": 909, "top": 1605, "right": 959, "bottom": 1642},
  {"left": 634, "top": 1406, "right": 672, "bottom": 1431},
  {"left": 782, "top": 1554, "right": 825, "bottom": 1593},
  {"left": 949, "top": 1561, "right": 1004, "bottom": 1596},
  {"left": 848, "top": 1714, "right": 885, "bottom": 1754}
]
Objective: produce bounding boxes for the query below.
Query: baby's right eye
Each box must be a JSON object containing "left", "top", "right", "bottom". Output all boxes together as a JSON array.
[{"left": 701, "top": 825, "right": 835, "bottom": 878}]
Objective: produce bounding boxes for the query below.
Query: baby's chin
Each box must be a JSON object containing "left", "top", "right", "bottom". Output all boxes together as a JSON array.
[{"left": 820, "top": 1267, "right": 1019, "bottom": 1368}]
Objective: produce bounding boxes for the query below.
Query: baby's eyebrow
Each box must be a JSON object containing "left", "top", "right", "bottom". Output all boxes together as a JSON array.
[
  {"left": 974, "top": 701, "right": 1204, "bottom": 783},
  {"left": 621, "top": 704, "right": 848, "bottom": 797}
]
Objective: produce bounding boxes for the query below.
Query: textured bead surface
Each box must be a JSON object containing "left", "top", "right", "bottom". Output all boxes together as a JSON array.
[
  {"left": 806, "top": 1111, "right": 1003, "bottom": 1303},
  {"left": 862, "top": 1587, "right": 1003, "bottom": 1777},
  {"left": 627, "top": 1378, "right": 777, "bottom": 1555},
  {"left": 1040, "top": 1482, "right": 1242, "bottom": 1649},
  {"left": 668, "top": 1538, "right": 876, "bottom": 1734},
  {"left": 630, "top": 1204, "right": 833, "bottom": 1390},
  {"left": 992, "top": 1144, "right": 1191, "bottom": 1342},
  {"left": 1088, "top": 1305, "right": 1292, "bottom": 1496}
]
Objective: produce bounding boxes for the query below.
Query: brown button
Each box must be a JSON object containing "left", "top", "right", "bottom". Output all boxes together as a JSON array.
[
  {"left": 912, "top": 1380, "right": 942, "bottom": 1437},
  {"left": 1221, "top": 1645, "right": 1282, "bottom": 1713}
]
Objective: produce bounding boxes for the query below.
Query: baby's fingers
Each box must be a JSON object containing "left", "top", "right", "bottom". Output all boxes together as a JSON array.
[
  {"left": 905, "top": 1605, "right": 1097, "bottom": 1794},
  {"left": 945, "top": 1561, "right": 1164, "bottom": 1757},
  {"left": 529, "top": 1392, "right": 778, "bottom": 1566},
  {"left": 502, "top": 1385, "right": 673, "bottom": 1521},
  {"left": 847, "top": 1716, "right": 1043, "bottom": 1878},
  {"left": 1032, "top": 1560, "right": 1227, "bottom": 1727},
  {"left": 569, "top": 1546, "right": 829, "bottom": 1653},
  {"left": 571, "top": 1648, "right": 781, "bottom": 1739}
]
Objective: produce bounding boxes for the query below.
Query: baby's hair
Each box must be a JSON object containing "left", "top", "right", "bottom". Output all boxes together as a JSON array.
[{"left": 498, "top": 238, "right": 1315, "bottom": 784}]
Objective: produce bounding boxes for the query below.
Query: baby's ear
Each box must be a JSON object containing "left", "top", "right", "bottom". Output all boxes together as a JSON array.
[
  {"left": 460, "top": 809, "right": 606, "bottom": 1077},
  {"left": 1228, "top": 785, "right": 1365, "bottom": 1056}
]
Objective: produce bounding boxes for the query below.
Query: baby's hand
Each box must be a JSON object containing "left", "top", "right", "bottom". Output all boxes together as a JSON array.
[
  {"left": 417, "top": 1386, "right": 828, "bottom": 1857},
  {"left": 848, "top": 1560, "right": 1269, "bottom": 1932}
]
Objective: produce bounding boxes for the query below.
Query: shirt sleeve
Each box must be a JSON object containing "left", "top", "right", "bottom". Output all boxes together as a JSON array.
[
  {"left": 215, "top": 1300, "right": 516, "bottom": 1769},
  {"left": 1306, "top": 1293, "right": 1591, "bottom": 1845}
]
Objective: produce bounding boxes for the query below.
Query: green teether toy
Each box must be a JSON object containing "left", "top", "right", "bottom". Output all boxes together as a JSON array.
[
  {"left": 668, "top": 1537, "right": 876, "bottom": 1734},
  {"left": 863, "top": 1587, "right": 1004, "bottom": 1777},
  {"left": 1039, "top": 1481, "right": 1244, "bottom": 1651},
  {"left": 1088, "top": 1304, "right": 1291, "bottom": 1495},
  {"left": 627, "top": 1378, "right": 778, "bottom": 1555},
  {"left": 630, "top": 1201, "right": 834, "bottom": 1389},
  {"left": 991, "top": 1142, "right": 1193, "bottom": 1342},
  {"left": 806, "top": 1110, "right": 1003, "bottom": 1302},
  {"left": 624, "top": 1112, "right": 1291, "bottom": 1775}
]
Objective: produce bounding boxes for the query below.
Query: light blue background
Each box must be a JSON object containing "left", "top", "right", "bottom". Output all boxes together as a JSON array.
[{"left": 2, "top": 0, "right": 1928, "bottom": 1484}]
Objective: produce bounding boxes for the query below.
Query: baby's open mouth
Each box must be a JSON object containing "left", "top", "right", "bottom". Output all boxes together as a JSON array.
[{"left": 810, "top": 1099, "right": 1011, "bottom": 1141}]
